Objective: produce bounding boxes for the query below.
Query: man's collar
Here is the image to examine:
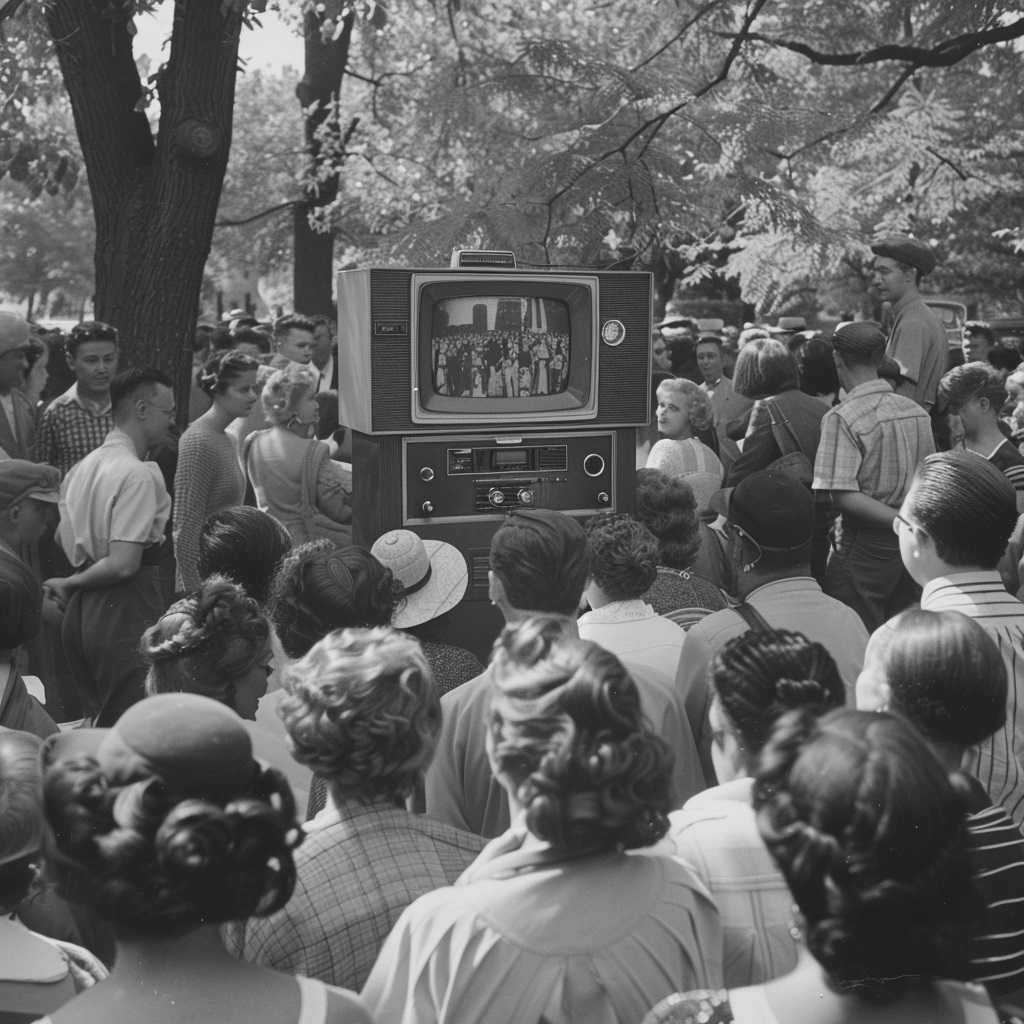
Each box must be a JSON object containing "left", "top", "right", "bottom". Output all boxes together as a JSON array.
[
  {"left": 921, "top": 571, "right": 1004, "bottom": 605},
  {"left": 66, "top": 382, "right": 112, "bottom": 415}
]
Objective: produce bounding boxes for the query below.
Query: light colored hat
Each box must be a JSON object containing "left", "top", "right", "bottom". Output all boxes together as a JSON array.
[
  {"left": 371, "top": 529, "right": 468, "bottom": 629},
  {"left": 0, "top": 313, "right": 31, "bottom": 359}
]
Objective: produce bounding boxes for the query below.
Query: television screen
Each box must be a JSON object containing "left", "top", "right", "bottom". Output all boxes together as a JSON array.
[{"left": 430, "top": 296, "right": 570, "bottom": 398}]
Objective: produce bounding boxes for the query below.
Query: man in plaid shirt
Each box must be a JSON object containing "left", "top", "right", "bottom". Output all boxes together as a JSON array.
[
  {"left": 36, "top": 322, "right": 118, "bottom": 476},
  {"left": 813, "top": 321, "right": 935, "bottom": 632}
]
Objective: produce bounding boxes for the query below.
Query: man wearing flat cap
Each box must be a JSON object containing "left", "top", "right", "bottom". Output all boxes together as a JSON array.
[
  {"left": 813, "top": 321, "right": 935, "bottom": 633},
  {"left": 870, "top": 233, "right": 947, "bottom": 410},
  {"left": 0, "top": 313, "right": 37, "bottom": 461}
]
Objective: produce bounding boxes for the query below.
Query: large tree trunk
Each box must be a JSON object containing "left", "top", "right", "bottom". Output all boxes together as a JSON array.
[
  {"left": 46, "top": 0, "right": 243, "bottom": 417},
  {"left": 293, "top": 7, "right": 353, "bottom": 317}
]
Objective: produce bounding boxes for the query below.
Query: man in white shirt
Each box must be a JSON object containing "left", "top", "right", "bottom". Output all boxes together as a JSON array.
[
  {"left": 44, "top": 368, "right": 174, "bottom": 725},
  {"left": 880, "top": 450, "right": 1024, "bottom": 828}
]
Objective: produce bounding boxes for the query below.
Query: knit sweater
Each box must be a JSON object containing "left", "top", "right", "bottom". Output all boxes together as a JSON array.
[{"left": 173, "top": 419, "right": 245, "bottom": 593}]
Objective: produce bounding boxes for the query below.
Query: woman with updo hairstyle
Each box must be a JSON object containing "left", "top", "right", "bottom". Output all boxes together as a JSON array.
[
  {"left": 362, "top": 614, "right": 724, "bottom": 1024},
  {"left": 38, "top": 693, "right": 372, "bottom": 1024},
  {"left": 243, "top": 364, "right": 352, "bottom": 547},
  {"left": 140, "top": 575, "right": 313, "bottom": 810},
  {"left": 225, "top": 628, "right": 484, "bottom": 991},
  {"left": 173, "top": 349, "right": 262, "bottom": 593},
  {"left": 646, "top": 708, "right": 995, "bottom": 1024},
  {"left": 196, "top": 505, "right": 293, "bottom": 607},
  {"left": 634, "top": 467, "right": 730, "bottom": 622},
  {"left": 858, "top": 608, "right": 1024, "bottom": 997},
  {"left": 647, "top": 377, "right": 724, "bottom": 488},
  {"left": 663, "top": 628, "right": 845, "bottom": 989},
  {"left": 723, "top": 335, "right": 827, "bottom": 488},
  {"left": 268, "top": 541, "right": 400, "bottom": 662}
]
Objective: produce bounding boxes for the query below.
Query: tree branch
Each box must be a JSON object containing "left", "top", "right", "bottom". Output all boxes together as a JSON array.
[
  {"left": 736, "top": 16, "right": 1024, "bottom": 68},
  {"left": 216, "top": 200, "right": 298, "bottom": 227},
  {"left": 632, "top": 0, "right": 721, "bottom": 72}
]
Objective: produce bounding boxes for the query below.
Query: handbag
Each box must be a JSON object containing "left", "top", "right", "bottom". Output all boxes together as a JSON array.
[{"left": 761, "top": 397, "right": 813, "bottom": 486}]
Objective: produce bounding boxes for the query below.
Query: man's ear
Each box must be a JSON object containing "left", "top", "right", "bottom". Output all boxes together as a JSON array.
[{"left": 488, "top": 570, "right": 507, "bottom": 610}]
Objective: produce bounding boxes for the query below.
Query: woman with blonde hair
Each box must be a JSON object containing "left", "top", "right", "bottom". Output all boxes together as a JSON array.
[
  {"left": 647, "top": 377, "right": 724, "bottom": 499},
  {"left": 225, "top": 627, "right": 484, "bottom": 991},
  {"left": 243, "top": 364, "right": 352, "bottom": 547},
  {"left": 363, "top": 614, "right": 723, "bottom": 1024}
]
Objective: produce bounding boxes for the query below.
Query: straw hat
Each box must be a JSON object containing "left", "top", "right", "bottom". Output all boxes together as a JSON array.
[{"left": 371, "top": 529, "right": 468, "bottom": 629}]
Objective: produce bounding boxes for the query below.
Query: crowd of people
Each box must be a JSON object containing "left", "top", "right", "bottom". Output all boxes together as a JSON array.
[
  {"left": 1, "top": 230, "right": 1024, "bottom": 1022},
  {"left": 431, "top": 328, "right": 569, "bottom": 397}
]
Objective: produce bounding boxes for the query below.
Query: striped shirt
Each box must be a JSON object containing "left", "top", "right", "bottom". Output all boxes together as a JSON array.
[
  {"left": 965, "top": 797, "right": 1024, "bottom": 994},
  {"left": 988, "top": 439, "right": 1024, "bottom": 493},
  {"left": 812, "top": 378, "right": 934, "bottom": 505},
  {"left": 922, "top": 573, "right": 1024, "bottom": 829}
]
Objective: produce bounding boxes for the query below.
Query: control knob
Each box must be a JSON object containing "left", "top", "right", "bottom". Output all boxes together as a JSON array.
[
  {"left": 517, "top": 488, "right": 534, "bottom": 506},
  {"left": 598, "top": 492, "right": 610, "bottom": 505},
  {"left": 420, "top": 466, "right": 435, "bottom": 482},
  {"left": 488, "top": 488, "right": 506, "bottom": 507},
  {"left": 422, "top": 501, "right": 434, "bottom": 515}
]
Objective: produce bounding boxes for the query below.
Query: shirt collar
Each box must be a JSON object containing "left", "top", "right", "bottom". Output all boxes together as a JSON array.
[
  {"left": 921, "top": 571, "right": 1005, "bottom": 606},
  {"left": 304, "top": 793, "right": 406, "bottom": 835},
  {"left": 64, "top": 382, "right": 112, "bottom": 415},
  {"left": 843, "top": 378, "right": 894, "bottom": 400},
  {"left": 744, "top": 576, "right": 820, "bottom": 600},
  {"left": 580, "top": 599, "right": 657, "bottom": 623}
]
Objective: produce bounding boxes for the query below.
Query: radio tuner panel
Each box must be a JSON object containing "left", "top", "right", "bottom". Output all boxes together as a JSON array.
[{"left": 402, "top": 431, "right": 618, "bottom": 526}]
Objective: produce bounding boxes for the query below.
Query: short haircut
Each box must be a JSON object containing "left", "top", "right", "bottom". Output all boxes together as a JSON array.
[
  {"left": 656, "top": 377, "right": 715, "bottom": 432},
  {"left": 197, "top": 507, "right": 292, "bottom": 606},
  {"left": 273, "top": 313, "right": 316, "bottom": 342},
  {"left": 583, "top": 512, "right": 658, "bottom": 600},
  {"left": 938, "top": 361, "right": 1007, "bottom": 413},
  {"left": 712, "top": 628, "right": 844, "bottom": 774},
  {"left": 140, "top": 576, "right": 272, "bottom": 712},
  {"left": 963, "top": 321, "right": 995, "bottom": 348},
  {"left": 634, "top": 468, "right": 701, "bottom": 569},
  {"left": 488, "top": 614, "right": 672, "bottom": 851},
  {"left": 695, "top": 336, "right": 723, "bottom": 352},
  {"left": 110, "top": 367, "right": 173, "bottom": 423},
  {"left": 309, "top": 313, "right": 334, "bottom": 330},
  {"left": 228, "top": 327, "right": 272, "bottom": 354},
  {"left": 196, "top": 349, "right": 261, "bottom": 398},
  {"left": 280, "top": 627, "right": 440, "bottom": 803},
  {"left": 732, "top": 338, "right": 799, "bottom": 398},
  {"left": 269, "top": 541, "right": 401, "bottom": 660},
  {"left": 874, "top": 609, "right": 1006, "bottom": 748},
  {"left": 906, "top": 451, "right": 1018, "bottom": 569},
  {"left": 489, "top": 509, "right": 590, "bottom": 616},
  {"left": 65, "top": 321, "right": 119, "bottom": 359}
]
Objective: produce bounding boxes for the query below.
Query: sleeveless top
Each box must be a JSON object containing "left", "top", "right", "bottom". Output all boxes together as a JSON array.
[{"left": 34, "top": 974, "right": 341, "bottom": 1024}]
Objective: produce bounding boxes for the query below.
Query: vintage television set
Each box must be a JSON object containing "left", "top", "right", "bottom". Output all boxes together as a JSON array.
[{"left": 336, "top": 261, "right": 653, "bottom": 658}]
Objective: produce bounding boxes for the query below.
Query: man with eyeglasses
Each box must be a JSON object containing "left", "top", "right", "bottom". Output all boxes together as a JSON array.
[
  {"left": 813, "top": 321, "right": 935, "bottom": 633},
  {"left": 881, "top": 451, "right": 1024, "bottom": 829},
  {"left": 36, "top": 321, "right": 119, "bottom": 477},
  {"left": 674, "top": 469, "right": 869, "bottom": 785},
  {"left": 44, "top": 368, "right": 174, "bottom": 726}
]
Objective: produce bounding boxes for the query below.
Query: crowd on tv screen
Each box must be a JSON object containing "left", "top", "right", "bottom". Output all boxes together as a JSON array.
[{"left": 5, "top": 233, "right": 1024, "bottom": 1023}]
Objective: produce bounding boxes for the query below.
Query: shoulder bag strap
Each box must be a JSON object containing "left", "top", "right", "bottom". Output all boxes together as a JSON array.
[
  {"left": 733, "top": 601, "right": 773, "bottom": 633},
  {"left": 763, "top": 397, "right": 804, "bottom": 457}
]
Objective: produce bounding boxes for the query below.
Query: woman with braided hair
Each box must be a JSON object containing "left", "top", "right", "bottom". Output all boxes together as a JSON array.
[
  {"left": 660, "top": 628, "right": 845, "bottom": 988},
  {"left": 645, "top": 708, "right": 998, "bottom": 1024},
  {"left": 37, "top": 693, "right": 372, "bottom": 1024},
  {"left": 362, "top": 613, "right": 723, "bottom": 1024}
]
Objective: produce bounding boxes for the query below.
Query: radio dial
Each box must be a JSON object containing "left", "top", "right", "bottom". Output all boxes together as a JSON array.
[
  {"left": 583, "top": 454, "right": 605, "bottom": 478},
  {"left": 517, "top": 489, "right": 534, "bottom": 506},
  {"left": 420, "top": 466, "right": 435, "bottom": 482},
  {"left": 422, "top": 501, "right": 434, "bottom": 515},
  {"left": 598, "top": 492, "right": 610, "bottom": 505},
  {"left": 488, "top": 488, "right": 506, "bottom": 507}
]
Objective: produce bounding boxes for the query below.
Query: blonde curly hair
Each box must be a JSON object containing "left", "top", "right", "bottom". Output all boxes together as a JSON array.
[
  {"left": 261, "top": 364, "right": 319, "bottom": 425},
  {"left": 655, "top": 377, "right": 714, "bottom": 432}
]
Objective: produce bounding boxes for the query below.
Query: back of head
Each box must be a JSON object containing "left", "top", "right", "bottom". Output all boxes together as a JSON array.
[
  {"left": 796, "top": 337, "right": 839, "bottom": 397},
  {"left": 197, "top": 506, "right": 292, "bottom": 606},
  {"left": 273, "top": 313, "right": 316, "bottom": 342},
  {"left": 0, "top": 730, "right": 44, "bottom": 914},
  {"left": 140, "top": 576, "right": 271, "bottom": 709},
  {"left": 487, "top": 614, "right": 673, "bottom": 851},
  {"left": 732, "top": 337, "right": 799, "bottom": 399},
  {"left": 0, "top": 554, "right": 41, "bottom": 652},
  {"left": 754, "top": 707, "right": 980, "bottom": 995},
  {"left": 42, "top": 694, "right": 301, "bottom": 940},
  {"left": 269, "top": 541, "right": 400, "bottom": 659},
  {"left": 873, "top": 608, "right": 1006, "bottom": 748},
  {"left": 907, "top": 450, "right": 1018, "bottom": 569},
  {"left": 110, "top": 367, "right": 174, "bottom": 423},
  {"left": 634, "top": 467, "right": 700, "bottom": 569},
  {"left": 260, "top": 364, "right": 318, "bottom": 424},
  {"left": 584, "top": 512, "right": 659, "bottom": 600},
  {"left": 227, "top": 326, "right": 272, "bottom": 355},
  {"left": 280, "top": 627, "right": 440, "bottom": 802},
  {"left": 938, "top": 361, "right": 1006, "bottom": 412},
  {"left": 713, "top": 629, "right": 845, "bottom": 772},
  {"left": 489, "top": 509, "right": 590, "bottom": 616},
  {"left": 830, "top": 322, "right": 886, "bottom": 368}
]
